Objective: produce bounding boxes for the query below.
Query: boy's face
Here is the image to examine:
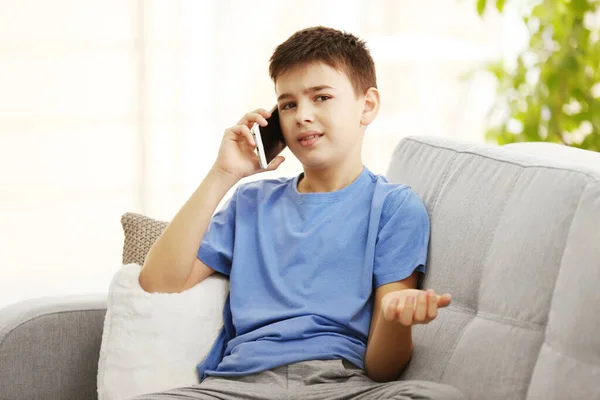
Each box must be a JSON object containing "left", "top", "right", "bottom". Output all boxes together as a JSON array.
[{"left": 274, "top": 62, "right": 374, "bottom": 170}]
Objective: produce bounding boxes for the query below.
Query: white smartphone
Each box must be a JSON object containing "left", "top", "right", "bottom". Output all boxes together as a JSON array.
[
  {"left": 250, "top": 106, "right": 286, "bottom": 169},
  {"left": 251, "top": 122, "right": 269, "bottom": 169}
]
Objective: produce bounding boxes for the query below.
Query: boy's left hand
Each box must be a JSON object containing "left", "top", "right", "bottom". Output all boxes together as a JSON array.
[{"left": 381, "top": 289, "right": 452, "bottom": 326}]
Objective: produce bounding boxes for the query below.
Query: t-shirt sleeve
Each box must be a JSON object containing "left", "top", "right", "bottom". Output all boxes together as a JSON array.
[
  {"left": 373, "top": 187, "right": 430, "bottom": 288},
  {"left": 196, "top": 187, "right": 239, "bottom": 277}
]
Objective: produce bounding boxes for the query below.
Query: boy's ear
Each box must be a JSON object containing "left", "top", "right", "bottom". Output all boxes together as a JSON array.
[{"left": 360, "top": 87, "right": 380, "bottom": 126}]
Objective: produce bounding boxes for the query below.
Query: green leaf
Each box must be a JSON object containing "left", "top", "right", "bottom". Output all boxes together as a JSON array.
[
  {"left": 573, "top": 91, "right": 590, "bottom": 108},
  {"left": 496, "top": 0, "right": 506, "bottom": 13},
  {"left": 570, "top": 0, "right": 589, "bottom": 14},
  {"left": 531, "top": 4, "right": 547, "bottom": 20},
  {"left": 477, "top": 0, "right": 487, "bottom": 16},
  {"left": 547, "top": 73, "right": 560, "bottom": 92},
  {"left": 561, "top": 54, "right": 579, "bottom": 72},
  {"left": 485, "top": 61, "right": 505, "bottom": 80},
  {"left": 478, "top": 0, "right": 600, "bottom": 152}
]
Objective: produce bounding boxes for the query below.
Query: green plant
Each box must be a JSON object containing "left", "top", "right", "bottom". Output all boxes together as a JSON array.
[{"left": 477, "top": 0, "right": 600, "bottom": 151}]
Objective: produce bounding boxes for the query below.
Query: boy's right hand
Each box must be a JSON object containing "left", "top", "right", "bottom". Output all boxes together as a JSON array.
[{"left": 212, "top": 108, "right": 286, "bottom": 182}]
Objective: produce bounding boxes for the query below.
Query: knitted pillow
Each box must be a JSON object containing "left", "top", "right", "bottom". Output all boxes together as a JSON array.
[{"left": 120, "top": 212, "right": 168, "bottom": 265}]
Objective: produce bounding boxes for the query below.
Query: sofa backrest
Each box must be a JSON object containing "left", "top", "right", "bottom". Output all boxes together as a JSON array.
[{"left": 386, "top": 136, "right": 600, "bottom": 400}]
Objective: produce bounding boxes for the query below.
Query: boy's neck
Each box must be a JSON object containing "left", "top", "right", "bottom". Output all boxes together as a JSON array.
[{"left": 297, "top": 161, "right": 365, "bottom": 194}]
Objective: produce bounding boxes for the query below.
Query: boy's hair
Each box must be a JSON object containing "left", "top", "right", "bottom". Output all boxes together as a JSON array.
[{"left": 269, "top": 26, "right": 377, "bottom": 96}]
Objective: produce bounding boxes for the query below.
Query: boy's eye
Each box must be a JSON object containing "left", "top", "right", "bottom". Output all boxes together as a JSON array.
[{"left": 280, "top": 96, "right": 329, "bottom": 110}]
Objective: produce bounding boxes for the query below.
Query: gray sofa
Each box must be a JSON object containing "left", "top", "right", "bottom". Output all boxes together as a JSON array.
[{"left": 1, "top": 136, "right": 599, "bottom": 400}]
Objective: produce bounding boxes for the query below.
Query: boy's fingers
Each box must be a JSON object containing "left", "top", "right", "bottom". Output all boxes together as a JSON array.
[
  {"left": 427, "top": 289, "right": 438, "bottom": 319},
  {"left": 414, "top": 291, "right": 427, "bottom": 322},
  {"left": 253, "top": 108, "right": 272, "bottom": 118},
  {"left": 400, "top": 296, "right": 414, "bottom": 326},
  {"left": 265, "top": 156, "right": 286, "bottom": 171},
  {"left": 239, "top": 112, "right": 269, "bottom": 128},
  {"left": 229, "top": 125, "right": 256, "bottom": 147},
  {"left": 384, "top": 297, "right": 399, "bottom": 321},
  {"left": 394, "top": 296, "right": 403, "bottom": 320},
  {"left": 437, "top": 293, "right": 452, "bottom": 308}
]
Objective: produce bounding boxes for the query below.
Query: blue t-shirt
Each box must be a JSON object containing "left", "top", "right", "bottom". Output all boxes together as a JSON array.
[{"left": 196, "top": 166, "right": 429, "bottom": 381}]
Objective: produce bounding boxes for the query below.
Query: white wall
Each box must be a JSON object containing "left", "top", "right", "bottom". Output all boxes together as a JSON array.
[{"left": 0, "top": 0, "right": 524, "bottom": 307}]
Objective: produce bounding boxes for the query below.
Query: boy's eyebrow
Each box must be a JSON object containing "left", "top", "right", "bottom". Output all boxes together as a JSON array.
[{"left": 277, "top": 85, "right": 335, "bottom": 101}]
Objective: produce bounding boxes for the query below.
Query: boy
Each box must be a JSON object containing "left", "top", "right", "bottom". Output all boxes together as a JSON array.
[{"left": 134, "top": 26, "right": 464, "bottom": 400}]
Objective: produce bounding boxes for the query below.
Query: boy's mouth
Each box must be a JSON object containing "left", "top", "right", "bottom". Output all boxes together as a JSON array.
[{"left": 298, "top": 131, "right": 324, "bottom": 147}]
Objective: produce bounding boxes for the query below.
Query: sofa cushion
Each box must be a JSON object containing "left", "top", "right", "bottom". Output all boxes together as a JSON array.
[{"left": 386, "top": 136, "right": 600, "bottom": 400}]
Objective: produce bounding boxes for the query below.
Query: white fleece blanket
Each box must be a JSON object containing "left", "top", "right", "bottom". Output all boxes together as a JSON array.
[{"left": 97, "top": 264, "right": 229, "bottom": 400}]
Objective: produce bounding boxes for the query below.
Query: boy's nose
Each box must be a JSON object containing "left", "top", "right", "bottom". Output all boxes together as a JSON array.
[{"left": 295, "top": 103, "right": 315, "bottom": 125}]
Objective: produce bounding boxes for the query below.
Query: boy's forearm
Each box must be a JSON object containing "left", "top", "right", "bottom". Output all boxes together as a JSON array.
[
  {"left": 139, "top": 167, "right": 238, "bottom": 293},
  {"left": 364, "top": 313, "right": 414, "bottom": 382}
]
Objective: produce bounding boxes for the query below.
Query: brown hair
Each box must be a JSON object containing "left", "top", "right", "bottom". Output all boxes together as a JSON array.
[{"left": 269, "top": 26, "right": 377, "bottom": 96}]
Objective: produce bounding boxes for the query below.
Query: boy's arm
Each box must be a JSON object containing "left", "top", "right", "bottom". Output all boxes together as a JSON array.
[
  {"left": 364, "top": 273, "right": 418, "bottom": 382},
  {"left": 139, "top": 168, "right": 237, "bottom": 293},
  {"left": 364, "top": 272, "right": 451, "bottom": 383},
  {"left": 139, "top": 108, "right": 285, "bottom": 294}
]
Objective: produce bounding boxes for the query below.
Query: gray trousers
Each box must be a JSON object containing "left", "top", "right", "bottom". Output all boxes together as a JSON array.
[{"left": 129, "top": 359, "right": 465, "bottom": 400}]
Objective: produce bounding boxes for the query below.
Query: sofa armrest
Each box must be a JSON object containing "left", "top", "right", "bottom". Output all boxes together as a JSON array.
[{"left": 0, "top": 294, "right": 107, "bottom": 400}]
